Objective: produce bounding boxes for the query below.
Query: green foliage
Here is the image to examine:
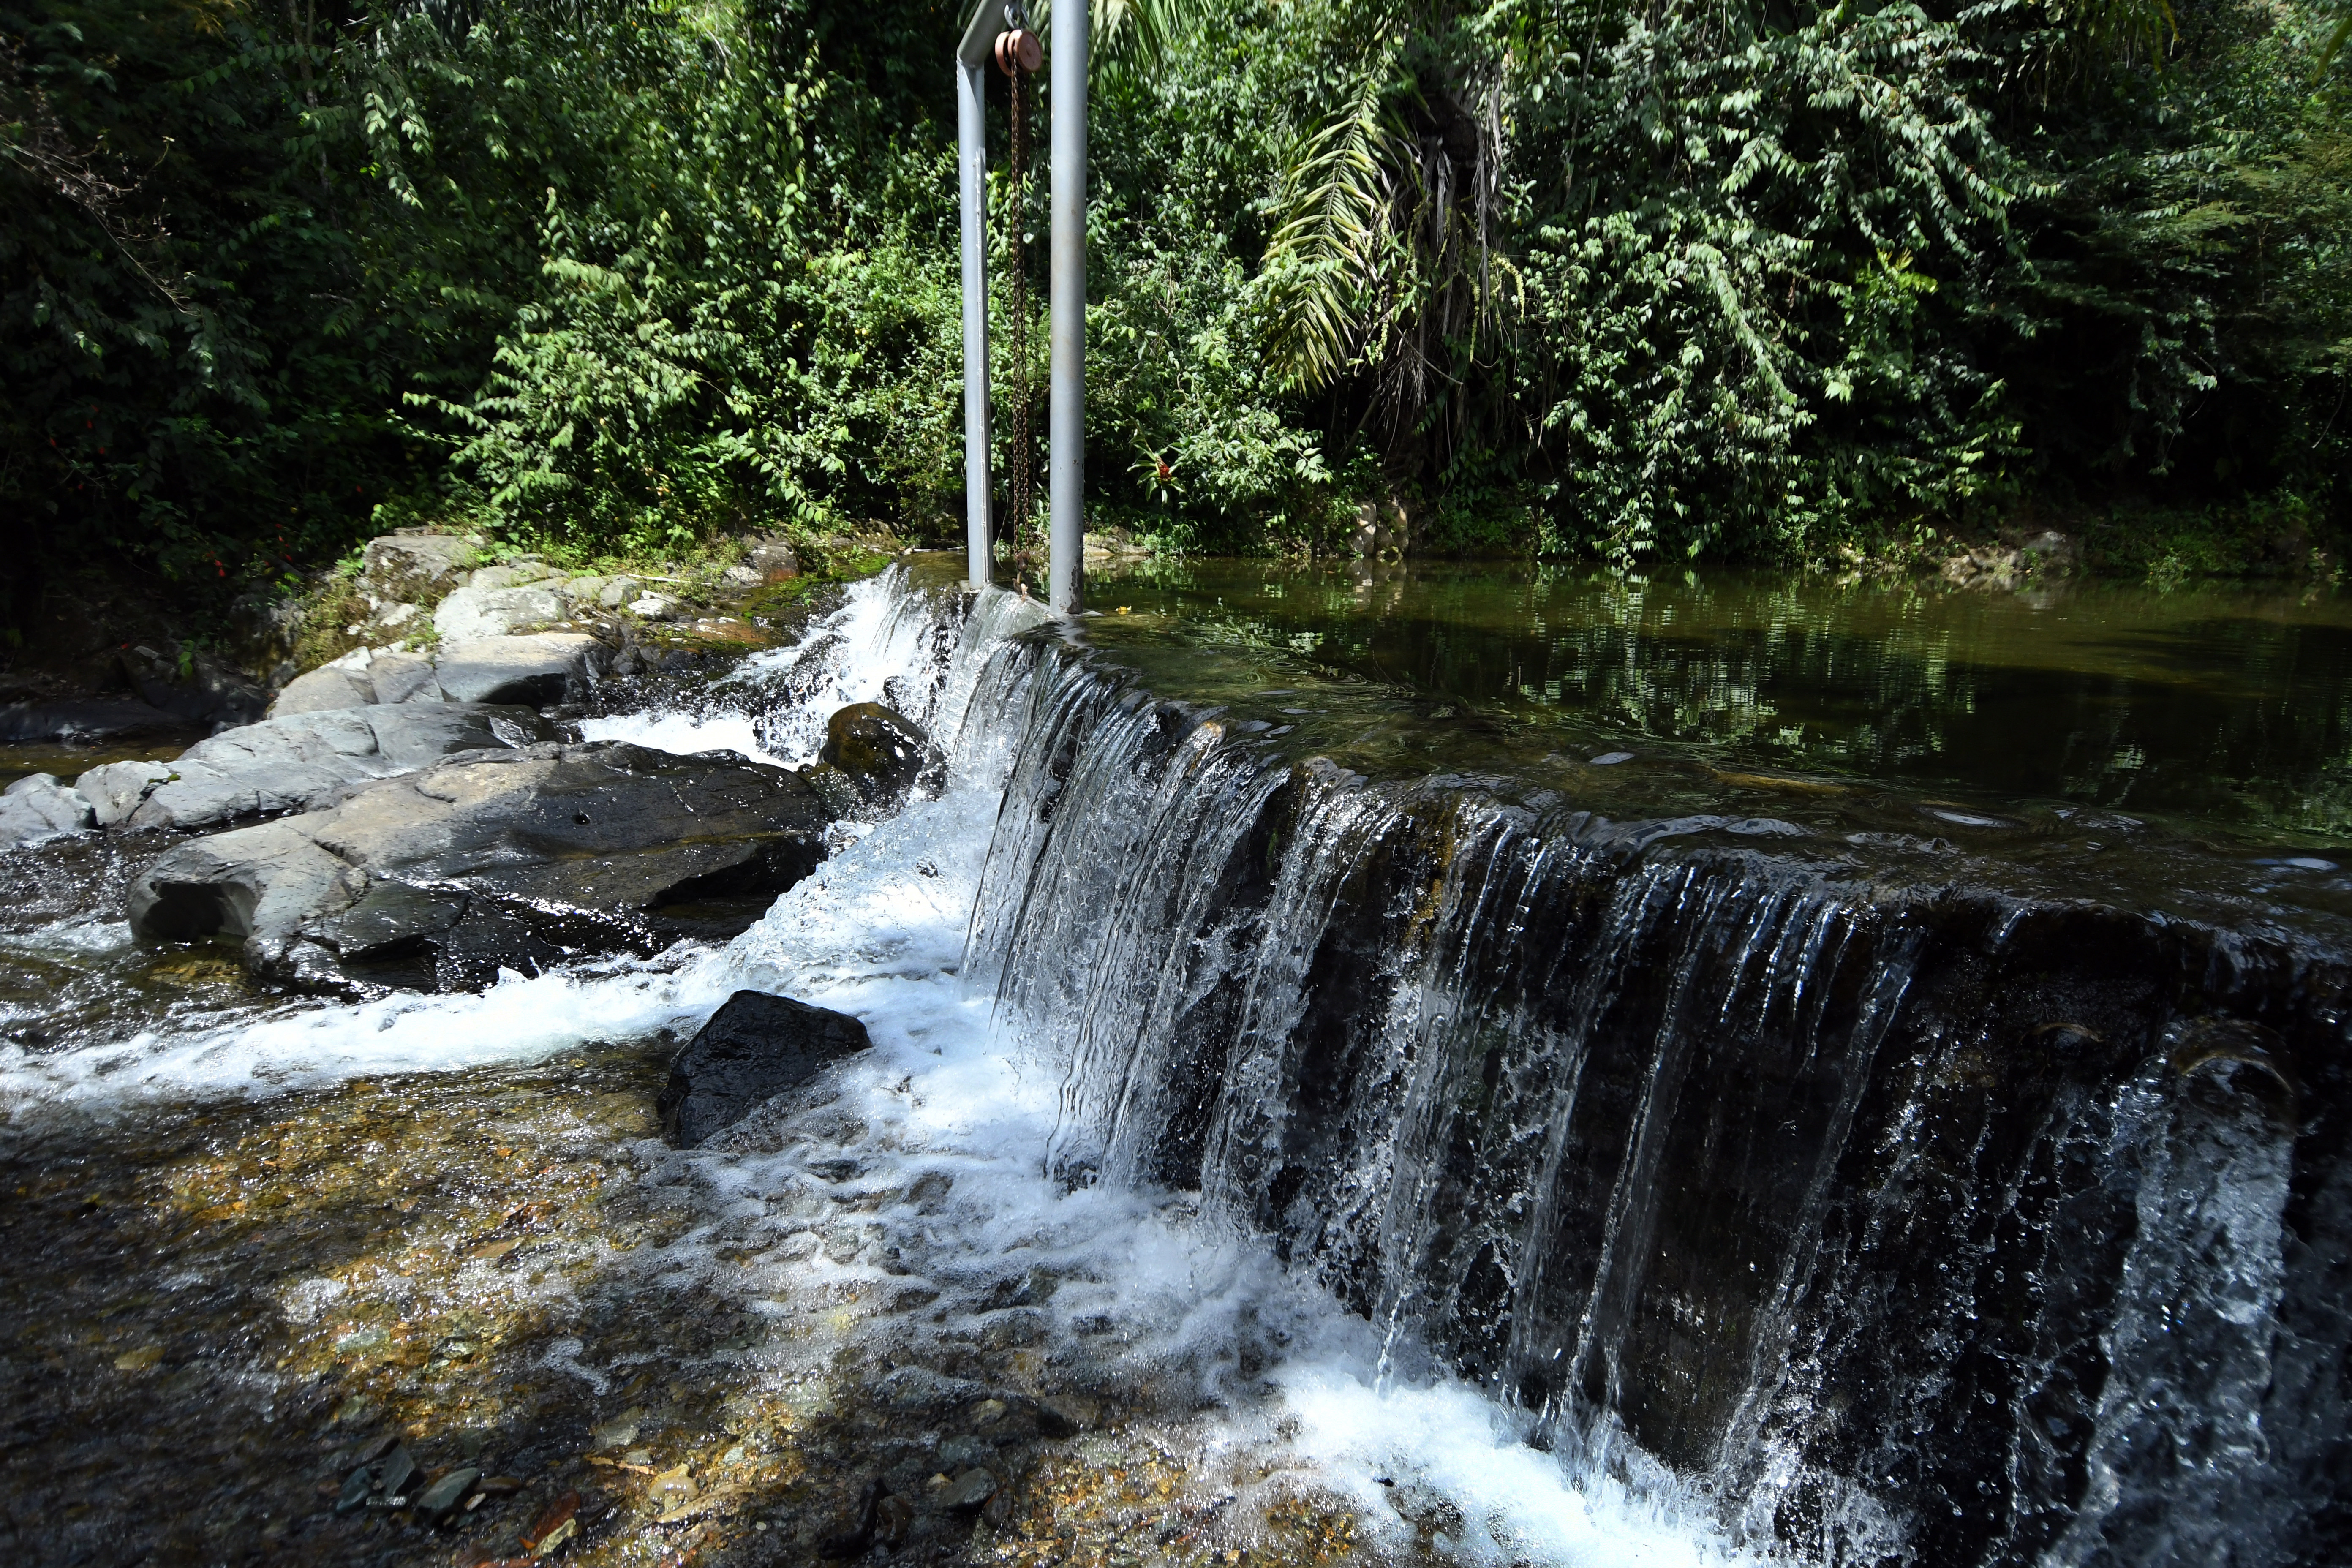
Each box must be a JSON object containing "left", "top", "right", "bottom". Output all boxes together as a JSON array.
[{"left": 3, "top": 0, "right": 2346, "bottom": 640}]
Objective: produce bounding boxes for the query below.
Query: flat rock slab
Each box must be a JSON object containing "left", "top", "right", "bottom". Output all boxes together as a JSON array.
[
  {"left": 79, "top": 704, "right": 550, "bottom": 832},
  {"left": 658, "top": 990, "right": 873, "bottom": 1146},
  {"left": 127, "top": 741, "right": 833, "bottom": 990},
  {"left": 268, "top": 634, "right": 607, "bottom": 716}
]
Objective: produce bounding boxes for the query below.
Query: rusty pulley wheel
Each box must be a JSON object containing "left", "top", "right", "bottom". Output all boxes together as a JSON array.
[{"left": 994, "top": 27, "right": 1040, "bottom": 75}]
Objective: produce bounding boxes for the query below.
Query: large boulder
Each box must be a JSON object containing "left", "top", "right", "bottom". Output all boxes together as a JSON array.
[
  {"left": 127, "top": 741, "right": 833, "bottom": 991},
  {"left": 265, "top": 633, "right": 605, "bottom": 716},
  {"left": 358, "top": 531, "right": 474, "bottom": 607},
  {"left": 0, "top": 774, "right": 95, "bottom": 847},
  {"left": 78, "top": 703, "right": 550, "bottom": 832},
  {"left": 657, "top": 990, "right": 873, "bottom": 1146},
  {"left": 809, "top": 702, "right": 929, "bottom": 812},
  {"left": 432, "top": 584, "right": 569, "bottom": 641},
  {"left": 431, "top": 634, "right": 604, "bottom": 705}
]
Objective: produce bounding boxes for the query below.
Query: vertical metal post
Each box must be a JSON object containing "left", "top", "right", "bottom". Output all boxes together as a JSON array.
[
  {"left": 1046, "top": 0, "right": 1086, "bottom": 615},
  {"left": 957, "top": 56, "right": 991, "bottom": 589}
]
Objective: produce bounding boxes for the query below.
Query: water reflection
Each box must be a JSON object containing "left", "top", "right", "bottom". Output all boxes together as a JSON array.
[{"left": 1090, "top": 561, "right": 2352, "bottom": 844}]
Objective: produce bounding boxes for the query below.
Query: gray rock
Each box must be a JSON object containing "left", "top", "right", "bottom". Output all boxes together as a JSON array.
[
  {"left": 88, "top": 704, "right": 550, "bottom": 832},
  {"left": 0, "top": 773, "right": 95, "bottom": 845},
  {"left": 127, "top": 741, "right": 833, "bottom": 989},
  {"left": 78, "top": 759, "right": 179, "bottom": 826},
  {"left": 378, "top": 1443, "right": 417, "bottom": 1501},
  {"left": 940, "top": 1469, "right": 997, "bottom": 1513},
  {"left": 745, "top": 537, "right": 798, "bottom": 579},
  {"left": 431, "top": 634, "right": 605, "bottom": 705},
  {"left": 368, "top": 601, "right": 422, "bottom": 636},
  {"left": 937, "top": 1435, "right": 995, "bottom": 1469},
  {"left": 415, "top": 1466, "right": 479, "bottom": 1517},
  {"left": 270, "top": 661, "right": 379, "bottom": 716},
  {"left": 626, "top": 593, "right": 680, "bottom": 621},
  {"left": 433, "top": 584, "right": 569, "bottom": 640},
  {"left": 367, "top": 651, "right": 441, "bottom": 705},
  {"left": 598, "top": 577, "right": 645, "bottom": 609},
  {"left": 466, "top": 558, "right": 553, "bottom": 591},
  {"left": 658, "top": 990, "right": 874, "bottom": 1146},
  {"left": 117, "top": 642, "right": 267, "bottom": 730},
  {"left": 877, "top": 1366, "right": 987, "bottom": 1413},
  {"left": 359, "top": 533, "right": 474, "bottom": 606},
  {"left": 335, "top": 1467, "right": 374, "bottom": 1515}
]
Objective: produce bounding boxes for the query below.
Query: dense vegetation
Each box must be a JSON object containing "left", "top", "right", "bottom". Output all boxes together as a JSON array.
[{"left": 3, "top": 0, "right": 2347, "bottom": 634}]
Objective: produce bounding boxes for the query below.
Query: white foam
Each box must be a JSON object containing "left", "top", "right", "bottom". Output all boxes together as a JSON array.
[
  {"left": 576, "top": 708, "right": 772, "bottom": 764},
  {"left": 0, "top": 951, "right": 731, "bottom": 1111}
]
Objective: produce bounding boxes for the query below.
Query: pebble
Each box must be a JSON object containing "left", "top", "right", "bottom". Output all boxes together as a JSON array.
[
  {"left": 334, "top": 1467, "right": 374, "bottom": 1515},
  {"left": 941, "top": 1468, "right": 997, "bottom": 1513},
  {"left": 523, "top": 1491, "right": 581, "bottom": 1556},
  {"left": 378, "top": 1442, "right": 417, "bottom": 1500},
  {"left": 416, "top": 1466, "right": 480, "bottom": 1518}
]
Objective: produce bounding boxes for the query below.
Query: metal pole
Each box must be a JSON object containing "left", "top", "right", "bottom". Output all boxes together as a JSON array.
[
  {"left": 1046, "top": 0, "right": 1086, "bottom": 615},
  {"left": 955, "top": 0, "right": 1011, "bottom": 590},
  {"left": 957, "top": 56, "right": 991, "bottom": 589}
]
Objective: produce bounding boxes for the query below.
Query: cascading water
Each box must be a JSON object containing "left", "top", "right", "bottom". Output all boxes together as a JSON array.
[{"left": 3, "top": 561, "right": 2344, "bottom": 1567}]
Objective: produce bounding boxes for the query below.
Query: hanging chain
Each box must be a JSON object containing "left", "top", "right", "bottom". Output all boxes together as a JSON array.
[{"left": 1004, "top": 65, "right": 1037, "bottom": 592}]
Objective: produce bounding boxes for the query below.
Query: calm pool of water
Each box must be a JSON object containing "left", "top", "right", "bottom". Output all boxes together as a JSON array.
[{"left": 1083, "top": 559, "right": 2352, "bottom": 849}]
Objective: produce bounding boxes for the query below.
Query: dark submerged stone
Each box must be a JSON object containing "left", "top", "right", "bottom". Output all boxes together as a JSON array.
[
  {"left": 812, "top": 701, "right": 928, "bottom": 810},
  {"left": 658, "top": 989, "right": 873, "bottom": 1146}
]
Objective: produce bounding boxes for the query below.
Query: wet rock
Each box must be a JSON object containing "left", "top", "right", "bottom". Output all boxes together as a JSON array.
[
  {"left": 0, "top": 696, "right": 188, "bottom": 745},
  {"left": 416, "top": 1466, "right": 480, "bottom": 1519},
  {"left": 378, "top": 1443, "right": 417, "bottom": 1501},
  {"left": 811, "top": 702, "right": 928, "bottom": 811},
  {"left": 435, "top": 585, "right": 570, "bottom": 641},
  {"left": 126, "top": 741, "right": 833, "bottom": 989},
  {"left": 937, "top": 1435, "right": 994, "bottom": 1469},
  {"left": 81, "top": 704, "right": 550, "bottom": 831},
  {"left": 874, "top": 1492, "right": 916, "bottom": 1545},
  {"left": 940, "top": 1468, "right": 997, "bottom": 1513},
  {"left": 0, "top": 773, "right": 95, "bottom": 846},
  {"left": 877, "top": 1365, "right": 987, "bottom": 1413},
  {"left": 815, "top": 1479, "right": 882, "bottom": 1558},
  {"left": 334, "top": 1467, "right": 374, "bottom": 1514},
  {"left": 521, "top": 1490, "right": 580, "bottom": 1557},
  {"left": 658, "top": 990, "right": 874, "bottom": 1146}
]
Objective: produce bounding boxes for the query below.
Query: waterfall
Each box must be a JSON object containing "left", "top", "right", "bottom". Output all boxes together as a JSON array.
[{"left": 936, "top": 591, "right": 2352, "bottom": 1568}]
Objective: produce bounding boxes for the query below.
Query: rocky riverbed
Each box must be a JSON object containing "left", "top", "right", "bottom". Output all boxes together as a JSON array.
[{"left": 1, "top": 1034, "right": 1398, "bottom": 1568}]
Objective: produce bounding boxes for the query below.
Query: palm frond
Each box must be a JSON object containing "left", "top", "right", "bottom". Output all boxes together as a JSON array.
[{"left": 1261, "top": 68, "right": 1408, "bottom": 392}]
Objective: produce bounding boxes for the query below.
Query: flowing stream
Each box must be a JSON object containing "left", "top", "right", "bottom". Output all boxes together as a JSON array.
[{"left": 1, "top": 558, "right": 2345, "bottom": 1567}]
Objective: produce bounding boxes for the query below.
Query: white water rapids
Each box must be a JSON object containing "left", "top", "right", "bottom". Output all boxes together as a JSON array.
[{"left": 0, "top": 568, "right": 1760, "bottom": 1567}]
